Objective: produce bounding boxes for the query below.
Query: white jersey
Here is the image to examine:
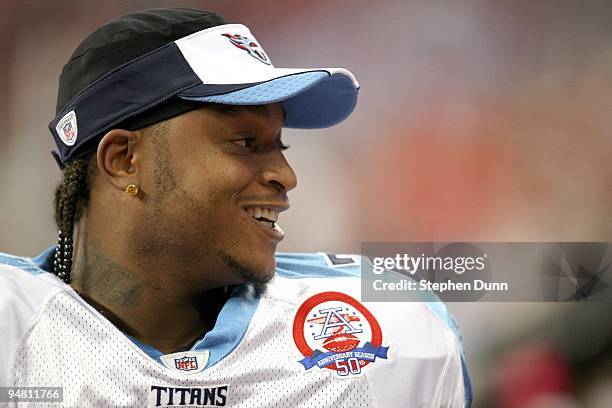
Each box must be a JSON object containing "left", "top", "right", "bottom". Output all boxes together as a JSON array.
[{"left": 0, "top": 248, "right": 471, "bottom": 407}]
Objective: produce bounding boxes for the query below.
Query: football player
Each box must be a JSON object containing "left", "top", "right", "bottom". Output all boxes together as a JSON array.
[{"left": 0, "top": 8, "right": 471, "bottom": 407}]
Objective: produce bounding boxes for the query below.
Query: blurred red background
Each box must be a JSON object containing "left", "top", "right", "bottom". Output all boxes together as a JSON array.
[{"left": 1, "top": 1, "right": 611, "bottom": 406}]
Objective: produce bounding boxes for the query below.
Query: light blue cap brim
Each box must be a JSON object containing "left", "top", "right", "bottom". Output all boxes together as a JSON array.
[{"left": 178, "top": 71, "right": 358, "bottom": 129}]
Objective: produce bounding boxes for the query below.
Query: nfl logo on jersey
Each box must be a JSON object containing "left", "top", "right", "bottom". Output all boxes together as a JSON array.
[{"left": 175, "top": 356, "right": 198, "bottom": 371}]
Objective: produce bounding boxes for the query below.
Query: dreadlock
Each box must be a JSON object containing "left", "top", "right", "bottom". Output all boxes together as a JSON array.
[{"left": 52, "top": 154, "right": 95, "bottom": 283}]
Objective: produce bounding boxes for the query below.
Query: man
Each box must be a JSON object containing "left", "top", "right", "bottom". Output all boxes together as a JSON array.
[{"left": 0, "top": 8, "right": 471, "bottom": 407}]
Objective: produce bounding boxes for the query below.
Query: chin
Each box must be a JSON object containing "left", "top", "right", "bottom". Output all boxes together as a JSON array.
[{"left": 218, "top": 250, "right": 277, "bottom": 286}]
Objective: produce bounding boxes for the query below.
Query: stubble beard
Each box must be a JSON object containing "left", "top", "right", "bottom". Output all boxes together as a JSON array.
[{"left": 217, "top": 250, "right": 273, "bottom": 294}]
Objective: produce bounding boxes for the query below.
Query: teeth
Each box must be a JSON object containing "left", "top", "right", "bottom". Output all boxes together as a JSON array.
[
  {"left": 264, "top": 208, "right": 276, "bottom": 221},
  {"left": 244, "top": 207, "right": 285, "bottom": 237},
  {"left": 245, "top": 207, "right": 279, "bottom": 222},
  {"left": 274, "top": 223, "right": 284, "bottom": 235},
  {"left": 269, "top": 209, "right": 279, "bottom": 222}
]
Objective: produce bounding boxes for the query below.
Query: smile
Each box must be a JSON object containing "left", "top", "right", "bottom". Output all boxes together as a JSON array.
[{"left": 244, "top": 206, "right": 285, "bottom": 241}]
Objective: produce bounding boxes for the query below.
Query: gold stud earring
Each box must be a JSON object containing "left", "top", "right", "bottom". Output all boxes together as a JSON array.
[{"left": 125, "top": 184, "right": 139, "bottom": 198}]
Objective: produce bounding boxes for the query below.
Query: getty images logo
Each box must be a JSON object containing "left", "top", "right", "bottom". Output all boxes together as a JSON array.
[{"left": 149, "top": 385, "right": 228, "bottom": 407}]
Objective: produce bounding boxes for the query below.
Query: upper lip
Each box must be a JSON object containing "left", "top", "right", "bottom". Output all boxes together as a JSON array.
[{"left": 242, "top": 203, "right": 290, "bottom": 213}]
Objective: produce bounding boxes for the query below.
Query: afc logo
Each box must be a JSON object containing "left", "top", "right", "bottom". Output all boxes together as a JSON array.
[
  {"left": 175, "top": 356, "right": 198, "bottom": 371},
  {"left": 312, "top": 306, "right": 363, "bottom": 341}
]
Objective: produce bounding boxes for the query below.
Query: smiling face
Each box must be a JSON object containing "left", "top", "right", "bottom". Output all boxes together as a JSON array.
[{"left": 134, "top": 102, "right": 297, "bottom": 288}]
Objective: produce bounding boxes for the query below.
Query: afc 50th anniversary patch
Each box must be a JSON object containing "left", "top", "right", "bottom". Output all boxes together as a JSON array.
[{"left": 292, "top": 291, "right": 390, "bottom": 377}]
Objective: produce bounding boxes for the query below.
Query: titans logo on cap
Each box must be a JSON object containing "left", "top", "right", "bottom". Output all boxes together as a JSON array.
[
  {"left": 221, "top": 33, "right": 271, "bottom": 65},
  {"left": 293, "top": 291, "right": 390, "bottom": 377}
]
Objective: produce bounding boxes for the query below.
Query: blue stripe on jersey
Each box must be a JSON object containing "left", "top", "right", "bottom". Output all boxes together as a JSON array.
[
  {"left": 0, "top": 249, "right": 50, "bottom": 275},
  {"left": 125, "top": 334, "right": 164, "bottom": 361},
  {"left": 118, "top": 285, "right": 260, "bottom": 369},
  {"left": 275, "top": 252, "right": 361, "bottom": 278},
  {"left": 462, "top": 353, "right": 473, "bottom": 407},
  {"left": 192, "top": 284, "right": 261, "bottom": 368},
  {"left": 32, "top": 245, "right": 56, "bottom": 272}
]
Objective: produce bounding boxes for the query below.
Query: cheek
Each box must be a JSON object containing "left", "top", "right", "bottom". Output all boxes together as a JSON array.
[{"left": 182, "top": 153, "right": 257, "bottom": 202}]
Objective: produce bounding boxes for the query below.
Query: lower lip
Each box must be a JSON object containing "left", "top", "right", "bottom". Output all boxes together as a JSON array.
[{"left": 246, "top": 213, "right": 285, "bottom": 242}]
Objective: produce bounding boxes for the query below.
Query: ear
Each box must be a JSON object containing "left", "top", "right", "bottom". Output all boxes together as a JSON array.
[{"left": 96, "top": 128, "right": 141, "bottom": 192}]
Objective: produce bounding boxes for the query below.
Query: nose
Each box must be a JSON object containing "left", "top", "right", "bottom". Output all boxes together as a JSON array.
[{"left": 260, "top": 150, "right": 298, "bottom": 193}]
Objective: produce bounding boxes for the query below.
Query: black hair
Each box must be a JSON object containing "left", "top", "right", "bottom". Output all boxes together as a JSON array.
[{"left": 52, "top": 154, "right": 95, "bottom": 283}]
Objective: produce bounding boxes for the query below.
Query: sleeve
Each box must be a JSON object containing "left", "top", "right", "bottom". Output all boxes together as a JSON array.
[
  {"left": 276, "top": 252, "right": 472, "bottom": 406},
  {"left": 362, "top": 300, "right": 472, "bottom": 408},
  {"left": 0, "top": 265, "right": 58, "bottom": 386},
  {"left": 427, "top": 303, "right": 472, "bottom": 408}
]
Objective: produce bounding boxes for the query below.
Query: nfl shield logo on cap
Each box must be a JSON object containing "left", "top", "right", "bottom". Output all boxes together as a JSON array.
[{"left": 56, "top": 110, "right": 78, "bottom": 146}]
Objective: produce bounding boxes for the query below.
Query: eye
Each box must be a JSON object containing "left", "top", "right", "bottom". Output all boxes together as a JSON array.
[
  {"left": 233, "top": 137, "right": 255, "bottom": 149},
  {"left": 277, "top": 140, "right": 290, "bottom": 151}
]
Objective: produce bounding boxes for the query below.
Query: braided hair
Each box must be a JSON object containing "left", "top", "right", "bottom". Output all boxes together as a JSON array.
[{"left": 52, "top": 154, "right": 94, "bottom": 283}]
